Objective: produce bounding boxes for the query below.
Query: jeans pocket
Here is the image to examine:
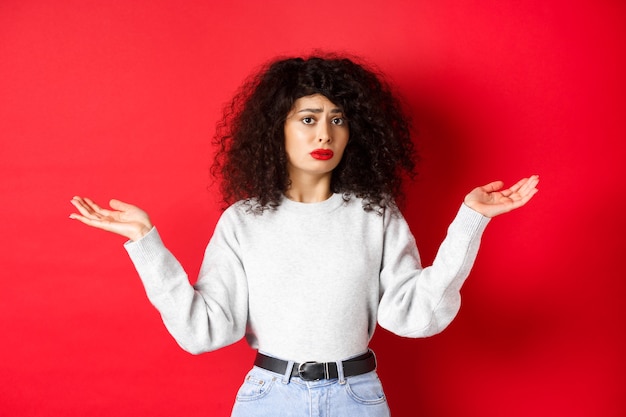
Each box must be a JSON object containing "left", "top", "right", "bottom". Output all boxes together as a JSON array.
[
  {"left": 344, "top": 371, "right": 387, "bottom": 405},
  {"left": 235, "top": 368, "right": 278, "bottom": 402}
]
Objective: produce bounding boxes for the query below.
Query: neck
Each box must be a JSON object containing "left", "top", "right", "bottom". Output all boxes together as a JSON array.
[{"left": 285, "top": 174, "right": 333, "bottom": 203}]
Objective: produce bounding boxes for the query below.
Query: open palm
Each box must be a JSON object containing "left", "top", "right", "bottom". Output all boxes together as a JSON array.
[
  {"left": 464, "top": 175, "right": 539, "bottom": 218},
  {"left": 69, "top": 197, "right": 153, "bottom": 241}
]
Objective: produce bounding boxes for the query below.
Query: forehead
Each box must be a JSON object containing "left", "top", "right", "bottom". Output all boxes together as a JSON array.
[{"left": 291, "top": 94, "right": 341, "bottom": 112}]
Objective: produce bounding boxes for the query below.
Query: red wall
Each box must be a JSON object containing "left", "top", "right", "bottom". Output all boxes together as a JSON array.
[{"left": 1, "top": 1, "right": 624, "bottom": 416}]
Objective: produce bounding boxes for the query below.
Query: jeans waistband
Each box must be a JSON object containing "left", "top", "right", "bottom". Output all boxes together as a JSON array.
[{"left": 254, "top": 350, "right": 376, "bottom": 381}]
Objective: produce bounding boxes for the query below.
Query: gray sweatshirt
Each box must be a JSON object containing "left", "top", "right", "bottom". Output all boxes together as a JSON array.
[{"left": 124, "top": 193, "right": 490, "bottom": 363}]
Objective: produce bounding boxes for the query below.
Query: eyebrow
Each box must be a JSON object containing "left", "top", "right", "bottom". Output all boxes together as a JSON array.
[{"left": 296, "top": 107, "right": 343, "bottom": 114}]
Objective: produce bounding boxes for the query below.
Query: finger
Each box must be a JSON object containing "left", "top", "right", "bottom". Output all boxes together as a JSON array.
[
  {"left": 70, "top": 196, "right": 90, "bottom": 209},
  {"left": 69, "top": 212, "right": 98, "bottom": 225},
  {"left": 71, "top": 196, "right": 99, "bottom": 214},
  {"left": 501, "top": 176, "right": 535, "bottom": 201},
  {"left": 524, "top": 175, "right": 540, "bottom": 192},
  {"left": 71, "top": 197, "right": 101, "bottom": 219},
  {"left": 507, "top": 177, "right": 530, "bottom": 194},
  {"left": 520, "top": 186, "right": 539, "bottom": 203},
  {"left": 69, "top": 199, "right": 116, "bottom": 225},
  {"left": 480, "top": 180, "right": 505, "bottom": 193},
  {"left": 510, "top": 185, "right": 539, "bottom": 207},
  {"left": 517, "top": 175, "right": 540, "bottom": 197},
  {"left": 83, "top": 197, "right": 115, "bottom": 217},
  {"left": 71, "top": 215, "right": 128, "bottom": 237}
]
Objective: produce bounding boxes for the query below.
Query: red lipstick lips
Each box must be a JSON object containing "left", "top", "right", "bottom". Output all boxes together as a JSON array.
[{"left": 310, "top": 149, "right": 334, "bottom": 160}]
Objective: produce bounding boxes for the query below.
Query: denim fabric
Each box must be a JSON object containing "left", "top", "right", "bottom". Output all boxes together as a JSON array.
[{"left": 230, "top": 365, "right": 390, "bottom": 417}]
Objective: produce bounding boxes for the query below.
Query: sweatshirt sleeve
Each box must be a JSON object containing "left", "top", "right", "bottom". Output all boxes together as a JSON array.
[
  {"left": 377, "top": 203, "right": 490, "bottom": 337},
  {"left": 123, "top": 211, "right": 248, "bottom": 354}
]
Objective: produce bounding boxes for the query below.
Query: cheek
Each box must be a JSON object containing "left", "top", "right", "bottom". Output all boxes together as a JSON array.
[
  {"left": 336, "top": 131, "right": 350, "bottom": 151},
  {"left": 283, "top": 126, "right": 299, "bottom": 153},
  {"left": 284, "top": 123, "right": 308, "bottom": 142}
]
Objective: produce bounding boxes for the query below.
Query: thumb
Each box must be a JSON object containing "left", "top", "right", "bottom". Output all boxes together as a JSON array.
[
  {"left": 481, "top": 180, "right": 504, "bottom": 193},
  {"left": 109, "top": 198, "right": 135, "bottom": 211}
]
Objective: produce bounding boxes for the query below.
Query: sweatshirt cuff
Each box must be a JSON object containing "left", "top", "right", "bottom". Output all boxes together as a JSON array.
[
  {"left": 123, "top": 226, "right": 164, "bottom": 265},
  {"left": 449, "top": 203, "right": 491, "bottom": 238}
]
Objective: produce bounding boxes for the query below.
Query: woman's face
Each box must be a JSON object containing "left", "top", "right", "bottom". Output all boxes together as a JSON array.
[{"left": 283, "top": 94, "right": 349, "bottom": 181}]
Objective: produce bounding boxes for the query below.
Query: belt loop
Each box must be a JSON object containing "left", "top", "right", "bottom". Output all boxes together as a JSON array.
[
  {"left": 282, "top": 360, "right": 294, "bottom": 384},
  {"left": 370, "top": 349, "right": 378, "bottom": 372},
  {"left": 336, "top": 359, "right": 346, "bottom": 385}
]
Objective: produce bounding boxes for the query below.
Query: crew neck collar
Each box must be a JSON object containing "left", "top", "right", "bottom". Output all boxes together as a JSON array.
[{"left": 279, "top": 192, "right": 345, "bottom": 214}]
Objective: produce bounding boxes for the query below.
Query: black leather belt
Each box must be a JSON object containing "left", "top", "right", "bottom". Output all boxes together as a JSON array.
[{"left": 254, "top": 350, "right": 376, "bottom": 381}]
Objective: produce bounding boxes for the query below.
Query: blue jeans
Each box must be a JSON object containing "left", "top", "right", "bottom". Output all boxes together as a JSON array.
[{"left": 230, "top": 363, "right": 390, "bottom": 417}]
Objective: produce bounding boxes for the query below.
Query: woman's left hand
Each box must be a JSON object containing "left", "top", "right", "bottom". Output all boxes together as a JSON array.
[{"left": 464, "top": 175, "right": 539, "bottom": 218}]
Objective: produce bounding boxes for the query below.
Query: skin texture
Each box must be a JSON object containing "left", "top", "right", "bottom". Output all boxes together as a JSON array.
[
  {"left": 70, "top": 197, "right": 152, "bottom": 242},
  {"left": 283, "top": 94, "right": 350, "bottom": 203},
  {"left": 463, "top": 175, "right": 539, "bottom": 218}
]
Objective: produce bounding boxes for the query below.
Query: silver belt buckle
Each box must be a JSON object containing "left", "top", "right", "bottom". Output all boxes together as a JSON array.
[{"left": 297, "top": 361, "right": 329, "bottom": 381}]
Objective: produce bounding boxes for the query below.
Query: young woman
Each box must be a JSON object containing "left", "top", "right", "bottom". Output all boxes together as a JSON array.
[{"left": 70, "top": 55, "right": 539, "bottom": 416}]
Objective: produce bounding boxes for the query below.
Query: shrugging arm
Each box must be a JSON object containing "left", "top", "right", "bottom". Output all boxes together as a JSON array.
[
  {"left": 124, "top": 219, "right": 248, "bottom": 354},
  {"left": 377, "top": 204, "right": 490, "bottom": 337}
]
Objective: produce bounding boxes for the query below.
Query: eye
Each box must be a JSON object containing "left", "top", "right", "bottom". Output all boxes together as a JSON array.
[
  {"left": 302, "top": 117, "right": 315, "bottom": 125},
  {"left": 332, "top": 117, "right": 345, "bottom": 126}
]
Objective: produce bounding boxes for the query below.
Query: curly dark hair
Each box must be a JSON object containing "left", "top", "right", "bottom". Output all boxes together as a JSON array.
[{"left": 211, "top": 53, "right": 417, "bottom": 213}]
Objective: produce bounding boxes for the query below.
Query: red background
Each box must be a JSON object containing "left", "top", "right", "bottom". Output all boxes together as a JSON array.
[{"left": 1, "top": 1, "right": 624, "bottom": 416}]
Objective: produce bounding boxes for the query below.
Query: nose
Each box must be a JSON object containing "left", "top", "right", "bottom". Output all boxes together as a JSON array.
[{"left": 317, "top": 122, "right": 332, "bottom": 143}]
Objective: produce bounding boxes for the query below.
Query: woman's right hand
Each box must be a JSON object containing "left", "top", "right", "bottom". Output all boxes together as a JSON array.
[{"left": 69, "top": 196, "right": 153, "bottom": 242}]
